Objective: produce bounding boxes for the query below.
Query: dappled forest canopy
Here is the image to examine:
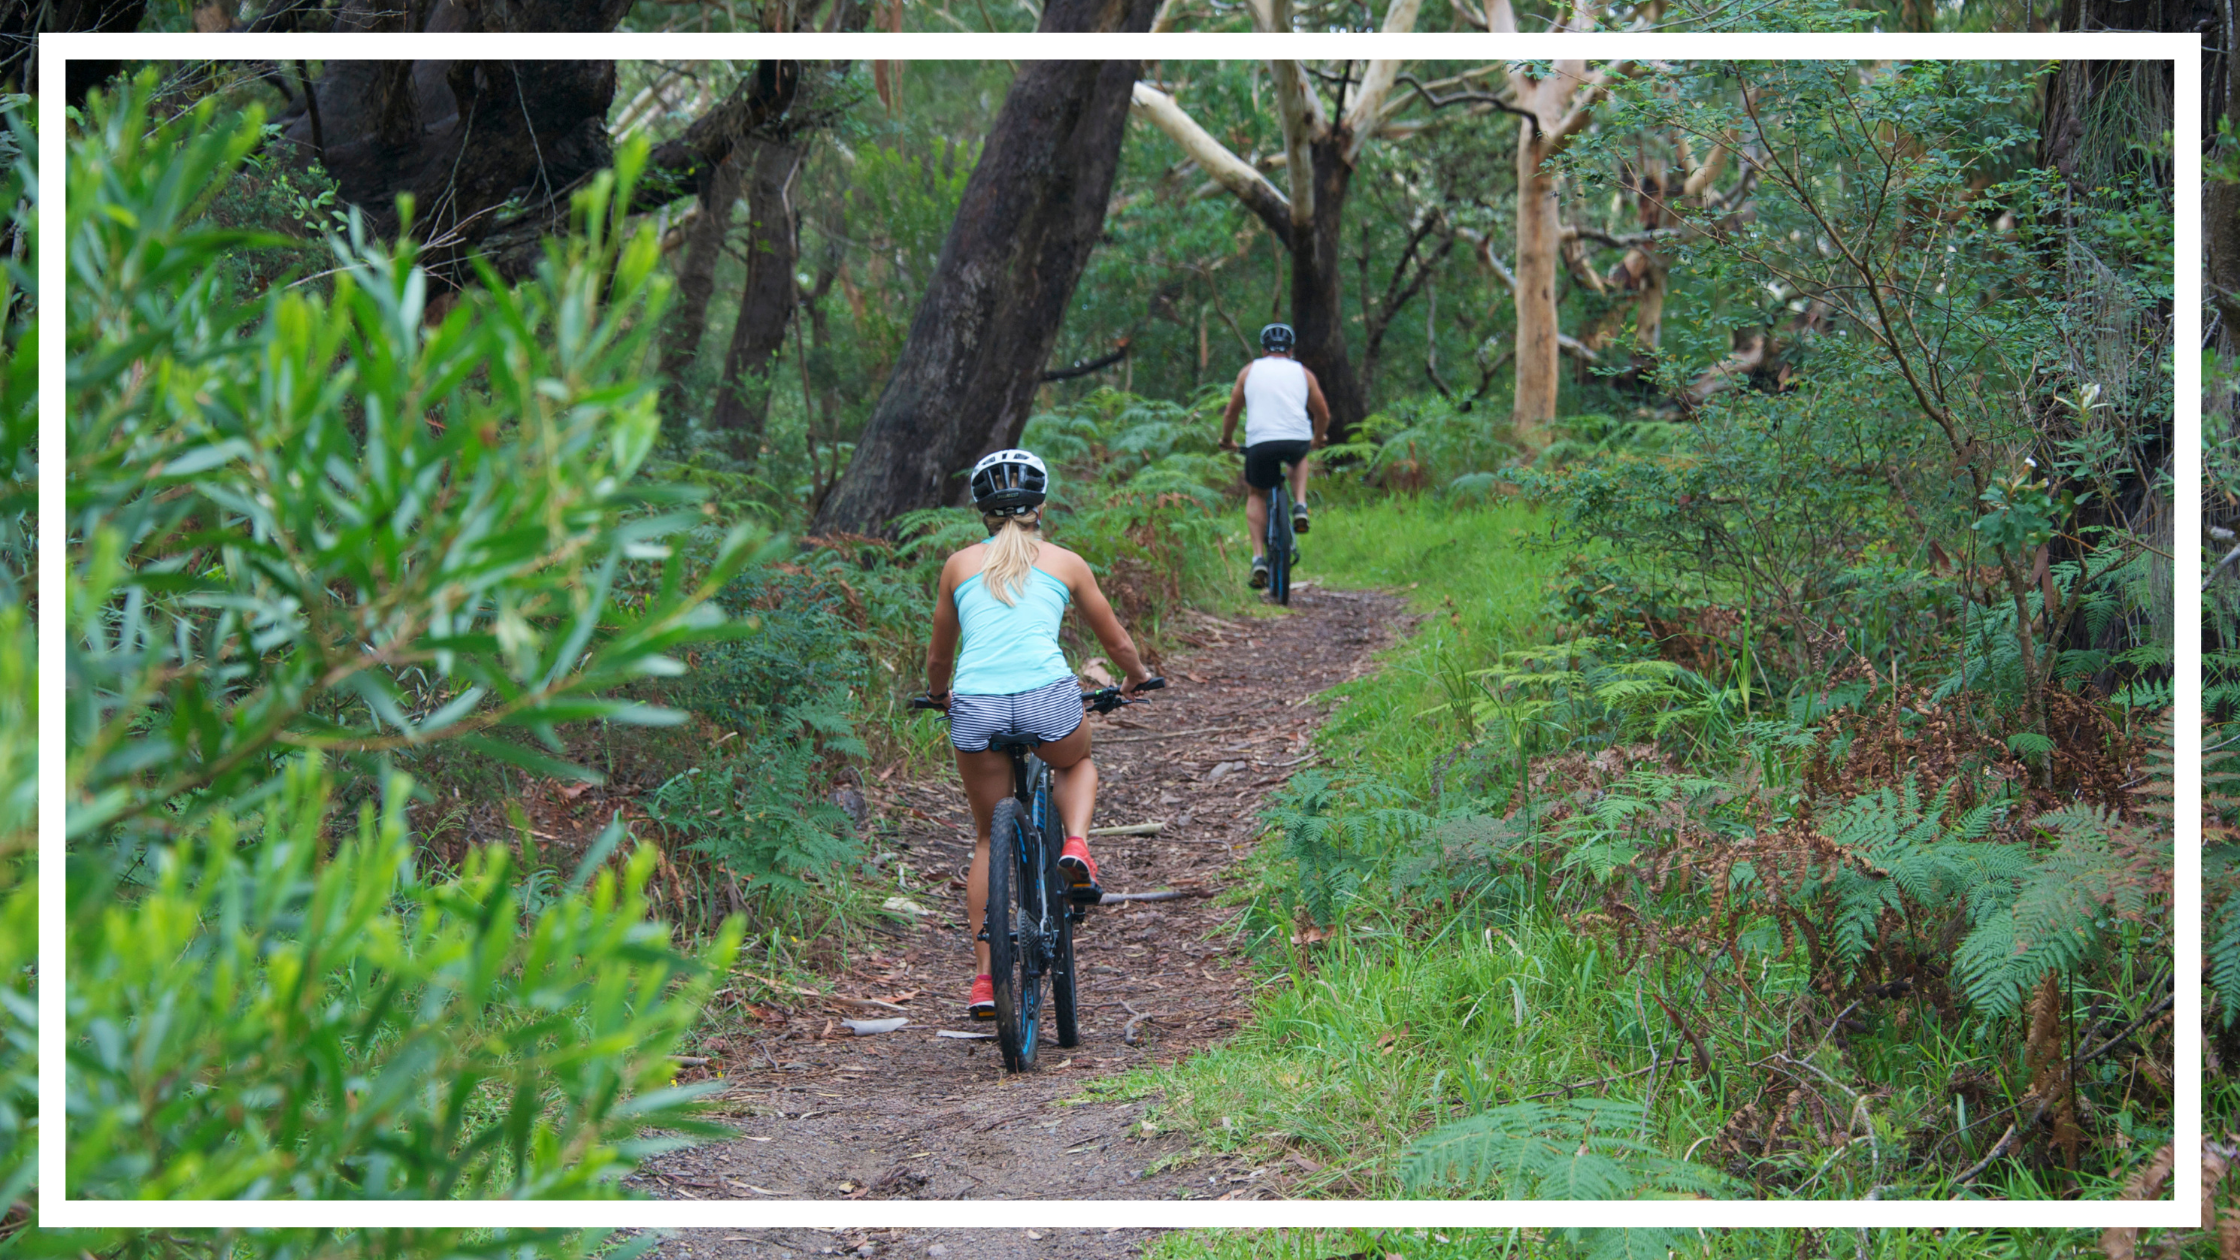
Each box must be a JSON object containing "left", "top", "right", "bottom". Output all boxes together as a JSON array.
[{"left": 73, "top": 51, "right": 2173, "bottom": 543}]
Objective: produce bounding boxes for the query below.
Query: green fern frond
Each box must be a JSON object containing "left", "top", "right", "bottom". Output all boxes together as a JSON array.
[{"left": 1400, "top": 1097, "right": 1732, "bottom": 1200}]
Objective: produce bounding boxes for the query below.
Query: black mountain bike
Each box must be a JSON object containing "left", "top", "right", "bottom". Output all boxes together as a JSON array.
[
  {"left": 913, "top": 677, "right": 1164, "bottom": 1071},
  {"left": 1266, "top": 468, "right": 1302, "bottom": 606}
]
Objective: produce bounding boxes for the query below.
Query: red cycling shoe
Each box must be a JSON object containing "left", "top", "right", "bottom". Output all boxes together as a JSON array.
[
  {"left": 1058, "top": 836, "right": 1103, "bottom": 903},
  {"left": 967, "top": 973, "right": 995, "bottom": 1020}
]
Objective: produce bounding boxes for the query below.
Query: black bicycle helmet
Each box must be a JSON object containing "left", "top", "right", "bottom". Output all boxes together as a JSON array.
[
  {"left": 1260, "top": 322, "right": 1296, "bottom": 353},
  {"left": 970, "top": 448, "right": 1049, "bottom": 516}
]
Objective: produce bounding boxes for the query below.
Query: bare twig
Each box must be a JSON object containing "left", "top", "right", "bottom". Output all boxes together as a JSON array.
[
  {"left": 1099, "top": 888, "right": 1212, "bottom": 904},
  {"left": 1122, "top": 1000, "right": 1166, "bottom": 1044},
  {"left": 1087, "top": 822, "right": 1164, "bottom": 836},
  {"left": 1514, "top": 1062, "right": 1659, "bottom": 1102},
  {"left": 1950, "top": 1123, "right": 2019, "bottom": 1186}
]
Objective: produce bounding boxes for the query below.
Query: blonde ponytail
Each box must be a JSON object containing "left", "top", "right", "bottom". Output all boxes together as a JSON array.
[{"left": 979, "top": 511, "right": 1042, "bottom": 606}]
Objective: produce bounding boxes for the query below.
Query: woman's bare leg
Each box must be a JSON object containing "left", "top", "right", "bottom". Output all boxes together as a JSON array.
[
  {"left": 955, "top": 746, "right": 1015, "bottom": 976},
  {"left": 1039, "top": 721, "right": 1097, "bottom": 838},
  {"left": 1245, "top": 486, "right": 1269, "bottom": 560}
]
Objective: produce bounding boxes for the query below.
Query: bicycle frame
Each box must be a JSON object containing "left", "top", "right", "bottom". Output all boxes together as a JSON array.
[{"left": 911, "top": 681, "right": 1160, "bottom": 1070}]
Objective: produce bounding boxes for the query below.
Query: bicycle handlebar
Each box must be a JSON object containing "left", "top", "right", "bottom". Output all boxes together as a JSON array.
[{"left": 1083, "top": 676, "right": 1164, "bottom": 715}]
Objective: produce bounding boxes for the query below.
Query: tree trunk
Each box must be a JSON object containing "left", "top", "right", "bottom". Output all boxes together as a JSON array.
[
  {"left": 272, "top": 24, "right": 800, "bottom": 287},
  {"left": 5, "top": 0, "right": 152, "bottom": 102},
  {"left": 659, "top": 148, "right": 745, "bottom": 423},
  {"left": 2040, "top": 0, "right": 2185, "bottom": 690},
  {"left": 1290, "top": 137, "right": 1367, "bottom": 442},
  {"left": 707, "top": 138, "right": 805, "bottom": 462},
  {"left": 811, "top": 0, "right": 1156, "bottom": 537},
  {"left": 1512, "top": 120, "right": 1563, "bottom": 446}
]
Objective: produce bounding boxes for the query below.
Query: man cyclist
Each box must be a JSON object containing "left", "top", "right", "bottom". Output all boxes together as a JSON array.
[{"left": 1218, "top": 322, "right": 1330, "bottom": 590}]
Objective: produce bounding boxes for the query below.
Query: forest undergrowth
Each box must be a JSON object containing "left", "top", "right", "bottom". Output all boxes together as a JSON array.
[{"left": 1104, "top": 408, "right": 2174, "bottom": 1206}]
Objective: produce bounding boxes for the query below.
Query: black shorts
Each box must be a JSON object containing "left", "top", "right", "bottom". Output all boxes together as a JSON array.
[{"left": 1244, "top": 439, "right": 1312, "bottom": 491}]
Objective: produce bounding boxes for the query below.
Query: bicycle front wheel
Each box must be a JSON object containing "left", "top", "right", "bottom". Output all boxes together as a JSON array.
[{"left": 987, "top": 797, "right": 1042, "bottom": 1071}]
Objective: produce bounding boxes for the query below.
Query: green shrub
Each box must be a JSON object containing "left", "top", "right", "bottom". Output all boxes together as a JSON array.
[
  {"left": 644, "top": 740, "right": 859, "bottom": 899},
  {"left": 66, "top": 77, "right": 768, "bottom": 851},
  {"left": 53, "top": 74, "right": 761, "bottom": 1222},
  {"left": 68, "top": 756, "right": 738, "bottom": 1200}
]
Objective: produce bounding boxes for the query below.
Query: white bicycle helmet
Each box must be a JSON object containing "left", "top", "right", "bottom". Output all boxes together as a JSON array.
[{"left": 970, "top": 448, "right": 1049, "bottom": 516}]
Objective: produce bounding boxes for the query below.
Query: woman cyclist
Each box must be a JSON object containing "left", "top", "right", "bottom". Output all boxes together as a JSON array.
[{"left": 923, "top": 449, "right": 1154, "bottom": 1020}]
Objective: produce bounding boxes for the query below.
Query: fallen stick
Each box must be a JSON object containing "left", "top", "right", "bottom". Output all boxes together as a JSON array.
[
  {"left": 733, "top": 968, "right": 909, "bottom": 1014},
  {"left": 977, "top": 1107, "right": 1043, "bottom": 1133},
  {"left": 669, "top": 1055, "right": 711, "bottom": 1067},
  {"left": 1513, "top": 1063, "right": 1658, "bottom": 1102},
  {"left": 1950, "top": 1123, "right": 2020, "bottom": 1187},
  {"left": 1087, "top": 822, "right": 1164, "bottom": 836},
  {"left": 1121, "top": 1000, "right": 1166, "bottom": 1044},
  {"left": 1098, "top": 888, "right": 1213, "bottom": 904}
]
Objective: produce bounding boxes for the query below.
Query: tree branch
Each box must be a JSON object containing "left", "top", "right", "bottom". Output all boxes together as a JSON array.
[
  {"left": 634, "top": 59, "right": 803, "bottom": 212},
  {"left": 1564, "top": 223, "right": 1682, "bottom": 250},
  {"left": 1340, "top": 0, "right": 1425, "bottom": 165},
  {"left": 1132, "top": 80, "right": 1296, "bottom": 249},
  {"left": 1391, "top": 71, "right": 1539, "bottom": 127},
  {"left": 1455, "top": 226, "right": 1597, "bottom": 361},
  {"left": 1268, "top": 58, "right": 1321, "bottom": 227},
  {"left": 1041, "top": 335, "right": 1134, "bottom": 381},
  {"left": 1546, "top": 59, "right": 1632, "bottom": 153}
]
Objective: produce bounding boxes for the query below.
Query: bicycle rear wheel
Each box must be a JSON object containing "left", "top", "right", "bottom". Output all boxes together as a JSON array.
[
  {"left": 1267, "top": 480, "right": 1293, "bottom": 605},
  {"left": 986, "top": 798, "right": 1040, "bottom": 1071},
  {"left": 1040, "top": 775, "right": 1079, "bottom": 1049}
]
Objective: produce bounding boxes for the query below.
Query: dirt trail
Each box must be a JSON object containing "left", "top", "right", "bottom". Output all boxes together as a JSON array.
[{"left": 632, "top": 585, "right": 1405, "bottom": 1246}]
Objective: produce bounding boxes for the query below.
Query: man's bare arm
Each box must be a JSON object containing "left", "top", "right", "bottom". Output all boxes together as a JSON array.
[
  {"left": 1304, "top": 370, "right": 1331, "bottom": 445},
  {"left": 1219, "top": 366, "right": 1250, "bottom": 449}
]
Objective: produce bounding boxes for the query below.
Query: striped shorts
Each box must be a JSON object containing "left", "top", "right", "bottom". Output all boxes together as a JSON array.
[{"left": 947, "top": 676, "right": 1084, "bottom": 753}]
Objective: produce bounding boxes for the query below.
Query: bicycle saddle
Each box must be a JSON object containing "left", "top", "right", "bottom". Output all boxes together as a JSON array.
[{"left": 986, "top": 730, "right": 1040, "bottom": 750}]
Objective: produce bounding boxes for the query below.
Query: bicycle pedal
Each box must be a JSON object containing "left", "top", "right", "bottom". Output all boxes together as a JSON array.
[{"left": 1068, "top": 882, "right": 1104, "bottom": 905}]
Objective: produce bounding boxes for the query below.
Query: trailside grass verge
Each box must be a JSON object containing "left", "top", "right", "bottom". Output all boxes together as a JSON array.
[{"left": 1099, "top": 491, "right": 2161, "bottom": 1203}]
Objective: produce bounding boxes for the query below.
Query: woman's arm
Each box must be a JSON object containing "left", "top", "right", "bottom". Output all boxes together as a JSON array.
[
  {"left": 1056, "top": 551, "right": 1151, "bottom": 692},
  {"left": 925, "top": 556, "right": 964, "bottom": 707}
]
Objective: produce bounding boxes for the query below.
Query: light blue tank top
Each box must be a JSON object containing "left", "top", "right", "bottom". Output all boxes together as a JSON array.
[{"left": 952, "top": 565, "right": 1073, "bottom": 696}]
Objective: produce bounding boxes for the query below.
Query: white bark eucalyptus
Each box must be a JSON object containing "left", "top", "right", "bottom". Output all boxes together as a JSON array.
[{"left": 1126, "top": 0, "right": 1421, "bottom": 439}]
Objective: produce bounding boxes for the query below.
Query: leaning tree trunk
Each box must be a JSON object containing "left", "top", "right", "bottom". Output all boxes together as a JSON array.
[
  {"left": 1512, "top": 118, "right": 1564, "bottom": 446},
  {"left": 811, "top": 0, "right": 1157, "bottom": 537},
  {"left": 706, "top": 137, "right": 805, "bottom": 462},
  {"left": 659, "top": 148, "right": 745, "bottom": 421},
  {"left": 1289, "top": 137, "right": 1368, "bottom": 443}
]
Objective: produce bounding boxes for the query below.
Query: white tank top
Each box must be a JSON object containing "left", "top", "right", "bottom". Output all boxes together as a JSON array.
[{"left": 1243, "top": 356, "right": 1312, "bottom": 446}]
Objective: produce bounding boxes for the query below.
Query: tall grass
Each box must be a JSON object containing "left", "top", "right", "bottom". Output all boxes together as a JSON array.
[
  {"left": 1108, "top": 491, "right": 2163, "bottom": 1203},
  {"left": 1291, "top": 493, "right": 1567, "bottom": 798}
]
